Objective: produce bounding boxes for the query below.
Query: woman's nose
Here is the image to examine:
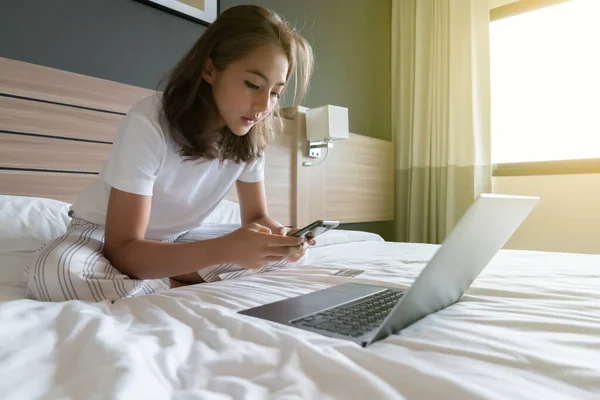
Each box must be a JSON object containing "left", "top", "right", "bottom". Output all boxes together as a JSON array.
[{"left": 253, "top": 92, "right": 270, "bottom": 113}]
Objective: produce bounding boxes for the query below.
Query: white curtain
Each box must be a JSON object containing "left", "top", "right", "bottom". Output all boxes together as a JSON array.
[{"left": 392, "top": 0, "right": 492, "bottom": 244}]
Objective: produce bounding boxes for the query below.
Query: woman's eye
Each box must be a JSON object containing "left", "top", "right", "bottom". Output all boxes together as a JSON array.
[
  {"left": 271, "top": 92, "right": 281, "bottom": 99},
  {"left": 245, "top": 81, "right": 259, "bottom": 90}
]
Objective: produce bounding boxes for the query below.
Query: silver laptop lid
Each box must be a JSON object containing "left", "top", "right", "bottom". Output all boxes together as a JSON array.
[{"left": 370, "top": 193, "right": 539, "bottom": 344}]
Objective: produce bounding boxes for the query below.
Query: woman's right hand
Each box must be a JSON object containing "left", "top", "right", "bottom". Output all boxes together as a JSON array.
[{"left": 220, "top": 223, "right": 305, "bottom": 269}]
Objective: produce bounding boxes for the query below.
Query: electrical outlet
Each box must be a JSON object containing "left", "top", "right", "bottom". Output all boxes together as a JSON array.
[{"left": 309, "top": 148, "right": 322, "bottom": 158}]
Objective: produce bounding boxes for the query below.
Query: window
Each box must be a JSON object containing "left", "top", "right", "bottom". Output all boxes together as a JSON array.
[{"left": 490, "top": 0, "right": 600, "bottom": 165}]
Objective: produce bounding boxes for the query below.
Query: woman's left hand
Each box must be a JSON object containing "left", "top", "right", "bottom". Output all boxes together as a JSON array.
[{"left": 274, "top": 227, "right": 316, "bottom": 262}]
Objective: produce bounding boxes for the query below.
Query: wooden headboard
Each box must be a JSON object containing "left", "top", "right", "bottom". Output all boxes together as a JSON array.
[{"left": 0, "top": 57, "right": 394, "bottom": 227}]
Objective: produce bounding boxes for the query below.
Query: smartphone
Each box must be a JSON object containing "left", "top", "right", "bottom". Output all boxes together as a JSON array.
[{"left": 291, "top": 220, "right": 339, "bottom": 240}]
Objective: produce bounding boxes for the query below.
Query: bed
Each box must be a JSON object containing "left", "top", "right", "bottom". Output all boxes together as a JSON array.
[
  {"left": 1, "top": 194, "right": 599, "bottom": 399},
  {"left": 1, "top": 58, "right": 600, "bottom": 399}
]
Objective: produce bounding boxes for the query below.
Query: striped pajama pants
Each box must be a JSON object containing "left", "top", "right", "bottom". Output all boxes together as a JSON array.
[{"left": 25, "top": 216, "right": 308, "bottom": 302}]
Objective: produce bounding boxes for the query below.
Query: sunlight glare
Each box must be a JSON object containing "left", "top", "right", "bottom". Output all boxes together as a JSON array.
[{"left": 490, "top": 0, "right": 600, "bottom": 163}]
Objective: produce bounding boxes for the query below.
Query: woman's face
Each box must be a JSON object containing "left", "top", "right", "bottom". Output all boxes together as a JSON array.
[{"left": 204, "top": 45, "right": 289, "bottom": 136}]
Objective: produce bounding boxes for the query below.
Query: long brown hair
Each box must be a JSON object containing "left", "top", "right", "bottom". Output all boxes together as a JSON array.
[{"left": 161, "top": 5, "right": 314, "bottom": 163}]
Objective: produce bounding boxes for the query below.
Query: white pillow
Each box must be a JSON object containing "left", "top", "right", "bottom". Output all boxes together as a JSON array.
[
  {"left": 0, "top": 195, "right": 71, "bottom": 252},
  {"left": 0, "top": 195, "right": 71, "bottom": 287},
  {"left": 312, "top": 229, "right": 384, "bottom": 247},
  {"left": 202, "top": 199, "right": 242, "bottom": 225}
]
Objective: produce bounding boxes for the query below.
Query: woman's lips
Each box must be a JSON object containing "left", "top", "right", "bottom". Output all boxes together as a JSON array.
[{"left": 241, "top": 117, "right": 257, "bottom": 126}]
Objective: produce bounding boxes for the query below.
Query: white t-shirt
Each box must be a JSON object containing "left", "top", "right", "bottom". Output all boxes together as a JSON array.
[{"left": 71, "top": 94, "right": 264, "bottom": 240}]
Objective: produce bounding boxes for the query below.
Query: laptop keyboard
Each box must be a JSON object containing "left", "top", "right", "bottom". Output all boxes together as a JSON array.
[{"left": 291, "top": 288, "right": 404, "bottom": 337}]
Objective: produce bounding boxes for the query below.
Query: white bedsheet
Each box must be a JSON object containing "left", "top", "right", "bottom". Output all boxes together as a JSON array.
[{"left": 1, "top": 241, "right": 599, "bottom": 399}]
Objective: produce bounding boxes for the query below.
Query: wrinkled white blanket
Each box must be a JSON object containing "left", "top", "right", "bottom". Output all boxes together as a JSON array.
[{"left": 1, "top": 241, "right": 599, "bottom": 399}]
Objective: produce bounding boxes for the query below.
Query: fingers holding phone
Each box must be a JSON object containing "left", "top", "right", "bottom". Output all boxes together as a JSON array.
[
  {"left": 273, "top": 226, "right": 313, "bottom": 261},
  {"left": 286, "top": 220, "right": 340, "bottom": 260},
  {"left": 224, "top": 221, "right": 337, "bottom": 269},
  {"left": 280, "top": 227, "right": 316, "bottom": 246},
  {"left": 224, "top": 223, "right": 304, "bottom": 269}
]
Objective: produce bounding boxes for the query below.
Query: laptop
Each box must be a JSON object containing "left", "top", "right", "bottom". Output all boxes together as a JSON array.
[{"left": 239, "top": 193, "right": 539, "bottom": 347}]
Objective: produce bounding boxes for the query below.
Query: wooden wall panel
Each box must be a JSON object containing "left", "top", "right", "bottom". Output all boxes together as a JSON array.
[
  {"left": 0, "top": 134, "right": 111, "bottom": 173},
  {"left": 0, "top": 57, "right": 154, "bottom": 114},
  {"left": 325, "top": 133, "right": 394, "bottom": 222},
  {"left": 0, "top": 170, "right": 99, "bottom": 204},
  {"left": 293, "top": 109, "right": 394, "bottom": 226},
  {"left": 0, "top": 96, "right": 122, "bottom": 143}
]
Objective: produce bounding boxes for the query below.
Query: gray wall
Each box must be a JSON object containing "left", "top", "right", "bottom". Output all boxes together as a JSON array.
[
  {"left": 0, "top": 0, "right": 204, "bottom": 90},
  {"left": 0, "top": 0, "right": 393, "bottom": 239}
]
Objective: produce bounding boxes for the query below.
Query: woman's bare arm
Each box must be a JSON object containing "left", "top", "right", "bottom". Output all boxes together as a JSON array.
[
  {"left": 103, "top": 188, "right": 229, "bottom": 280},
  {"left": 103, "top": 187, "right": 303, "bottom": 280}
]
